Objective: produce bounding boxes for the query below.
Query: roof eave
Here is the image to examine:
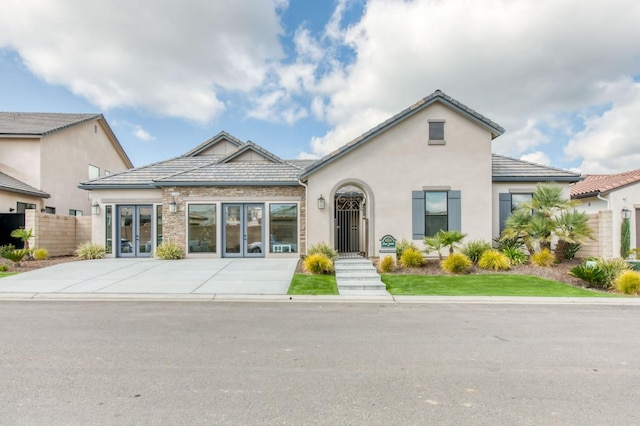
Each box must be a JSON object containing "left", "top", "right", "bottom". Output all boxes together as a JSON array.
[
  {"left": 153, "top": 181, "right": 302, "bottom": 187},
  {"left": 492, "top": 176, "right": 583, "bottom": 183},
  {"left": 78, "top": 184, "right": 159, "bottom": 190},
  {"left": 0, "top": 187, "right": 51, "bottom": 198}
]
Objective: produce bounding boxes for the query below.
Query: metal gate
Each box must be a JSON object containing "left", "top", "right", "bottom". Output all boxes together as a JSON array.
[
  {"left": 335, "top": 192, "right": 366, "bottom": 258},
  {"left": 0, "top": 213, "right": 25, "bottom": 248}
]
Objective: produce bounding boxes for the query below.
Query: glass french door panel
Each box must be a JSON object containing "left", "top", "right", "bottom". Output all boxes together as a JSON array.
[
  {"left": 245, "top": 205, "right": 263, "bottom": 255},
  {"left": 137, "top": 206, "right": 153, "bottom": 255},
  {"left": 225, "top": 205, "right": 242, "bottom": 254},
  {"left": 119, "top": 206, "right": 134, "bottom": 255}
]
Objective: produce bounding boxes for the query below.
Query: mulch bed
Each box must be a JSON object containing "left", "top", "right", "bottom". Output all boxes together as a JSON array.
[{"left": 2, "top": 256, "right": 80, "bottom": 273}]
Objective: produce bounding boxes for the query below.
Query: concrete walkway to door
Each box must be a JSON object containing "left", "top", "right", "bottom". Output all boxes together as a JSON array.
[{"left": 0, "top": 258, "right": 298, "bottom": 297}]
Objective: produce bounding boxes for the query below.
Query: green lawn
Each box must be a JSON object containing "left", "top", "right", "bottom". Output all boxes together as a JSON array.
[
  {"left": 288, "top": 274, "right": 338, "bottom": 295},
  {"left": 382, "top": 274, "right": 619, "bottom": 297},
  {"left": 0, "top": 272, "right": 17, "bottom": 278}
]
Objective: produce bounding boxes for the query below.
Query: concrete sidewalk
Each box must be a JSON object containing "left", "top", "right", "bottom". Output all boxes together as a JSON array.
[{"left": 0, "top": 258, "right": 299, "bottom": 297}]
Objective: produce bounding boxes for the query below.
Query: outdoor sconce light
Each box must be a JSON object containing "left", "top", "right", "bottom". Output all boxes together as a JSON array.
[
  {"left": 317, "top": 194, "right": 326, "bottom": 210},
  {"left": 622, "top": 207, "right": 631, "bottom": 220},
  {"left": 91, "top": 202, "right": 100, "bottom": 216},
  {"left": 168, "top": 197, "right": 178, "bottom": 214}
]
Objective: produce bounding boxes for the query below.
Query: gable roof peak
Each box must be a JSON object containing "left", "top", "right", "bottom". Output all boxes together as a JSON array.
[
  {"left": 182, "top": 130, "right": 245, "bottom": 157},
  {"left": 219, "top": 140, "right": 285, "bottom": 164}
]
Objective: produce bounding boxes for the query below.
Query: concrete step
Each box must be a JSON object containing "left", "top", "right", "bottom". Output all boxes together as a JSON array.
[
  {"left": 334, "top": 263, "right": 377, "bottom": 272},
  {"left": 335, "top": 271, "right": 381, "bottom": 280},
  {"left": 337, "top": 279, "right": 387, "bottom": 291}
]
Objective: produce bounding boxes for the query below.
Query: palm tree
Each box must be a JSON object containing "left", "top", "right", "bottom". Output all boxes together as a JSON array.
[
  {"left": 437, "top": 230, "right": 467, "bottom": 255},
  {"left": 10, "top": 227, "right": 34, "bottom": 251},
  {"left": 502, "top": 209, "right": 536, "bottom": 254},
  {"left": 554, "top": 210, "right": 593, "bottom": 261}
]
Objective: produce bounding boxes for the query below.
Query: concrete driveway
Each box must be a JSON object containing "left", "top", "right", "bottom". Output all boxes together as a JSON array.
[{"left": 0, "top": 258, "right": 298, "bottom": 297}]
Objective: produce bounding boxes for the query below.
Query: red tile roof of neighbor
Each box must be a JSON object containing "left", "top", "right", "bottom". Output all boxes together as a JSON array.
[{"left": 570, "top": 169, "right": 640, "bottom": 198}]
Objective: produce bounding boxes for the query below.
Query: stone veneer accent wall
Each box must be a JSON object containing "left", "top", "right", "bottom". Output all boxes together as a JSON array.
[
  {"left": 577, "top": 210, "right": 613, "bottom": 259},
  {"left": 162, "top": 186, "right": 306, "bottom": 255}
]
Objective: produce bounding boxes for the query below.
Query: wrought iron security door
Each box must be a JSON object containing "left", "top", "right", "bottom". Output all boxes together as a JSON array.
[{"left": 335, "top": 192, "right": 365, "bottom": 257}]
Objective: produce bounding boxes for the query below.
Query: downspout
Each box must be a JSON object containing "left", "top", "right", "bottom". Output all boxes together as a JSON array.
[
  {"left": 596, "top": 192, "right": 610, "bottom": 210},
  {"left": 298, "top": 179, "right": 309, "bottom": 256}
]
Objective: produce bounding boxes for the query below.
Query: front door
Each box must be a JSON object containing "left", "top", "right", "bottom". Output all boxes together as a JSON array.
[
  {"left": 223, "top": 204, "right": 264, "bottom": 257},
  {"left": 117, "top": 205, "right": 153, "bottom": 257}
]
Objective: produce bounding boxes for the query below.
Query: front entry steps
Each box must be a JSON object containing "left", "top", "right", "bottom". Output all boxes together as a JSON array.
[{"left": 334, "top": 257, "right": 391, "bottom": 297}]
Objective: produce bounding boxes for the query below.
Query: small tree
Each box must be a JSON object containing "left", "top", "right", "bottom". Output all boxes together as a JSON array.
[
  {"left": 10, "top": 227, "right": 34, "bottom": 251},
  {"left": 621, "top": 216, "right": 631, "bottom": 258}
]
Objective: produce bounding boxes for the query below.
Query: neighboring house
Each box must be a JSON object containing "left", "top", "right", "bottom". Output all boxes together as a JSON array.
[
  {"left": 80, "top": 90, "right": 581, "bottom": 259},
  {"left": 571, "top": 170, "right": 640, "bottom": 258},
  {"left": 0, "top": 112, "right": 133, "bottom": 216}
]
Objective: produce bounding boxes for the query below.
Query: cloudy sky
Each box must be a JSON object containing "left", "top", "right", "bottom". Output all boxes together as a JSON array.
[{"left": 1, "top": 0, "right": 639, "bottom": 173}]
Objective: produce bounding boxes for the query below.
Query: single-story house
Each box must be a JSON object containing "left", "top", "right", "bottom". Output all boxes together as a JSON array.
[
  {"left": 571, "top": 170, "right": 640, "bottom": 258},
  {"left": 80, "top": 90, "right": 581, "bottom": 258}
]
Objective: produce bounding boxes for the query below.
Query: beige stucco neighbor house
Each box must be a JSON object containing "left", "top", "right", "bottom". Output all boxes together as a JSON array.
[
  {"left": 571, "top": 170, "right": 640, "bottom": 258},
  {"left": 80, "top": 90, "right": 581, "bottom": 259},
  {"left": 0, "top": 112, "right": 133, "bottom": 216}
]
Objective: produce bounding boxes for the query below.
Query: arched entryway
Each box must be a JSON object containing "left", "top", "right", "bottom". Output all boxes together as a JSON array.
[{"left": 333, "top": 183, "right": 372, "bottom": 258}]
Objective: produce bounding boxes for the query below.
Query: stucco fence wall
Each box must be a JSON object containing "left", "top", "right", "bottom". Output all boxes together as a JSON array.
[
  {"left": 24, "top": 210, "right": 92, "bottom": 256},
  {"left": 576, "top": 210, "right": 613, "bottom": 259}
]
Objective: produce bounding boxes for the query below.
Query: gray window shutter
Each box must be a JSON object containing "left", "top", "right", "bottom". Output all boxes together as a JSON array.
[
  {"left": 448, "top": 190, "right": 461, "bottom": 231},
  {"left": 499, "top": 193, "right": 512, "bottom": 234},
  {"left": 412, "top": 191, "right": 425, "bottom": 239}
]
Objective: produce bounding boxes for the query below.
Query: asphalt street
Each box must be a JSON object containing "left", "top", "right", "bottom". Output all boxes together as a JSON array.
[{"left": 1, "top": 301, "right": 639, "bottom": 425}]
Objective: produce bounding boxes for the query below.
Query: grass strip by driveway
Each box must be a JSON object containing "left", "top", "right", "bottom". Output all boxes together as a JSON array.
[
  {"left": 382, "top": 274, "right": 619, "bottom": 297},
  {"left": 0, "top": 272, "right": 17, "bottom": 278},
  {"left": 288, "top": 274, "right": 338, "bottom": 295}
]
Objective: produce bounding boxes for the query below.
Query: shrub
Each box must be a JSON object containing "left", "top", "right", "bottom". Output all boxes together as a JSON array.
[
  {"left": 461, "top": 240, "right": 492, "bottom": 264},
  {"left": 615, "top": 270, "right": 640, "bottom": 295},
  {"left": 502, "top": 247, "right": 528, "bottom": 266},
  {"left": 0, "top": 244, "right": 15, "bottom": 257},
  {"left": 0, "top": 264, "right": 7, "bottom": 272},
  {"left": 304, "top": 253, "right": 334, "bottom": 274},
  {"left": 478, "top": 249, "right": 511, "bottom": 271},
  {"left": 75, "top": 242, "right": 105, "bottom": 260},
  {"left": 307, "top": 242, "right": 338, "bottom": 262},
  {"left": 598, "top": 258, "right": 630, "bottom": 287},
  {"left": 379, "top": 256, "right": 396, "bottom": 273},
  {"left": 154, "top": 241, "right": 184, "bottom": 260},
  {"left": 400, "top": 247, "right": 424, "bottom": 268},
  {"left": 569, "top": 263, "right": 607, "bottom": 288},
  {"left": 395, "top": 237, "right": 417, "bottom": 258},
  {"left": 494, "top": 235, "right": 523, "bottom": 252},
  {"left": 1, "top": 249, "right": 29, "bottom": 265},
  {"left": 569, "top": 258, "right": 630, "bottom": 289},
  {"left": 531, "top": 248, "right": 555, "bottom": 267},
  {"left": 32, "top": 248, "right": 49, "bottom": 260},
  {"left": 441, "top": 253, "right": 472, "bottom": 274},
  {"left": 565, "top": 243, "right": 581, "bottom": 260}
]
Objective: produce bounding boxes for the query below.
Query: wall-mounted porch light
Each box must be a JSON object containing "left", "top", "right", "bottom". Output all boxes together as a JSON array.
[
  {"left": 317, "top": 194, "right": 326, "bottom": 210},
  {"left": 168, "top": 197, "right": 178, "bottom": 214},
  {"left": 91, "top": 202, "right": 100, "bottom": 216},
  {"left": 622, "top": 207, "right": 631, "bottom": 220}
]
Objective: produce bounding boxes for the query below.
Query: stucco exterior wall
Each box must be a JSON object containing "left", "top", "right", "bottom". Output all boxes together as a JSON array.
[
  {"left": 0, "top": 191, "right": 44, "bottom": 214},
  {"left": 0, "top": 137, "right": 41, "bottom": 188},
  {"left": 305, "top": 102, "right": 494, "bottom": 257},
  {"left": 40, "top": 120, "right": 131, "bottom": 216}
]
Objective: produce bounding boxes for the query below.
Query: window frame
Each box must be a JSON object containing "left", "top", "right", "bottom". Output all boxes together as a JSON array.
[
  {"left": 268, "top": 203, "right": 298, "bottom": 254},
  {"left": 187, "top": 203, "right": 217, "bottom": 253},
  {"left": 88, "top": 164, "right": 100, "bottom": 179},
  {"left": 428, "top": 120, "right": 446, "bottom": 145},
  {"left": 424, "top": 191, "right": 449, "bottom": 237}
]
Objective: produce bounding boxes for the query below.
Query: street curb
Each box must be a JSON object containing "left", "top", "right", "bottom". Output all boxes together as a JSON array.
[{"left": 0, "top": 293, "right": 639, "bottom": 305}]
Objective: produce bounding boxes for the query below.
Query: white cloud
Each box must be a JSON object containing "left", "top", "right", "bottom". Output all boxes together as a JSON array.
[
  {"left": 133, "top": 127, "right": 155, "bottom": 142},
  {"left": 0, "top": 0, "right": 284, "bottom": 122},
  {"left": 520, "top": 151, "right": 551, "bottom": 167},
  {"left": 304, "top": 0, "right": 640, "bottom": 158},
  {"left": 564, "top": 78, "right": 640, "bottom": 173}
]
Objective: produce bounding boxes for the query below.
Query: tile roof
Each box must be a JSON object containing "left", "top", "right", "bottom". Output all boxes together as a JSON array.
[
  {"left": 300, "top": 90, "right": 505, "bottom": 179},
  {"left": 0, "top": 171, "right": 50, "bottom": 198},
  {"left": 182, "top": 131, "right": 245, "bottom": 157},
  {"left": 570, "top": 169, "right": 640, "bottom": 198},
  {"left": 0, "top": 112, "right": 101, "bottom": 136},
  {"left": 492, "top": 154, "right": 582, "bottom": 182},
  {"left": 154, "top": 162, "right": 301, "bottom": 185}
]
